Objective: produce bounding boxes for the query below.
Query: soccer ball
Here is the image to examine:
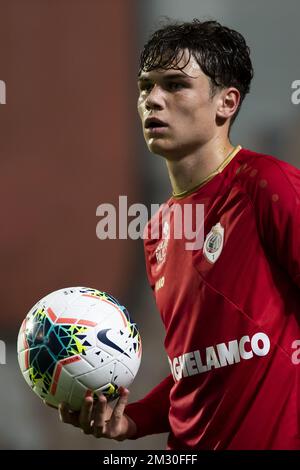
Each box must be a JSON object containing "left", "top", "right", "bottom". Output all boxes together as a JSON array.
[{"left": 17, "top": 287, "right": 142, "bottom": 410}]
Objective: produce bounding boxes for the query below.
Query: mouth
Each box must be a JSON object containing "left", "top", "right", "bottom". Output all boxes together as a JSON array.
[
  {"left": 144, "top": 117, "right": 168, "bottom": 129},
  {"left": 144, "top": 117, "right": 168, "bottom": 135}
]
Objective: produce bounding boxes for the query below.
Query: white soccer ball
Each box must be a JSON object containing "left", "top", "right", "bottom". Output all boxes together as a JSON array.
[{"left": 17, "top": 287, "right": 142, "bottom": 410}]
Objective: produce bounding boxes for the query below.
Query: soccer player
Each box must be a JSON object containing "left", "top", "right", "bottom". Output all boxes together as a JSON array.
[{"left": 59, "top": 20, "right": 300, "bottom": 449}]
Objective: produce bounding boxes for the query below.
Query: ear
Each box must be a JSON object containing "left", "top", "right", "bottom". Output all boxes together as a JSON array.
[{"left": 216, "top": 87, "right": 240, "bottom": 120}]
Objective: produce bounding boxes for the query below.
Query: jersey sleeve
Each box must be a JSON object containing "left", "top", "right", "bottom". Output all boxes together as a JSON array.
[
  {"left": 125, "top": 374, "right": 173, "bottom": 438},
  {"left": 241, "top": 155, "right": 300, "bottom": 288}
]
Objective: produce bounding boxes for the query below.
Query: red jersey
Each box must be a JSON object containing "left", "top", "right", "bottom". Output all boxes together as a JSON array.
[{"left": 125, "top": 147, "right": 300, "bottom": 450}]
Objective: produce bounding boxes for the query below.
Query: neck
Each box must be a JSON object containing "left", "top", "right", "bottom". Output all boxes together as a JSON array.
[{"left": 166, "top": 138, "right": 236, "bottom": 197}]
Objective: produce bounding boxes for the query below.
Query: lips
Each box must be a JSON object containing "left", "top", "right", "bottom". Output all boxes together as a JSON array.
[{"left": 144, "top": 117, "right": 168, "bottom": 129}]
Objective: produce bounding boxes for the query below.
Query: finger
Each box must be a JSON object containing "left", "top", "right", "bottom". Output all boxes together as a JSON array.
[
  {"left": 79, "top": 396, "right": 94, "bottom": 434},
  {"left": 109, "top": 387, "right": 129, "bottom": 429},
  {"left": 44, "top": 400, "right": 58, "bottom": 410},
  {"left": 92, "top": 394, "right": 108, "bottom": 438},
  {"left": 59, "top": 403, "right": 79, "bottom": 426}
]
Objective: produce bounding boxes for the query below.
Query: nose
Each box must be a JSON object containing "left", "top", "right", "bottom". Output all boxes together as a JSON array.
[{"left": 145, "top": 84, "right": 164, "bottom": 111}]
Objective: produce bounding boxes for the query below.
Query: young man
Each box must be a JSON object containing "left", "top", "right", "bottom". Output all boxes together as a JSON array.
[{"left": 59, "top": 20, "right": 300, "bottom": 449}]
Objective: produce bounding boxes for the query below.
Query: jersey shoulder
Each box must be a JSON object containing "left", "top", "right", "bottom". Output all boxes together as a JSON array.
[{"left": 234, "top": 148, "right": 300, "bottom": 205}]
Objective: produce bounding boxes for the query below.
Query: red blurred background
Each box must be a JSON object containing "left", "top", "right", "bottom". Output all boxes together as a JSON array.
[{"left": 0, "top": 0, "right": 139, "bottom": 331}]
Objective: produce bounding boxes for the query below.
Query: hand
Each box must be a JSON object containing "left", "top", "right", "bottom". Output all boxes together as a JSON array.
[{"left": 58, "top": 387, "right": 137, "bottom": 441}]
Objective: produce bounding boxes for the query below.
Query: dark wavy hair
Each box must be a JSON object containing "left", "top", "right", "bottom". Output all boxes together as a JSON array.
[{"left": 139, "top": 19, "right": 254, "bottom": 124}]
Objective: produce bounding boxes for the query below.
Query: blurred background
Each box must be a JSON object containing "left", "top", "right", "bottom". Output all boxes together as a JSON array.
[{"left": 0, "top": 0, "right": 299, "bottom": 450}]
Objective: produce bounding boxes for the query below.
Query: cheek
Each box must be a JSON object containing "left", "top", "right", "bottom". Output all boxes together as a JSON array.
[
  {"left": 176, "top": 102, "right": 215, "bottom": 139},
  {"left": 176, "top": 95, "right": 211, "bottom": 119},
  {"left": 192, "top": 100, "right": 216, "bottom": 124},
  {"left": 137, "top": 97, "right": 145, "bottom": 117},
  {"left": 177, "top": 104, "right": 209, "bottom": 127}
]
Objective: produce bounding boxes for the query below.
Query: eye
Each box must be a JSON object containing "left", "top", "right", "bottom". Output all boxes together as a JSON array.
[
  {"left": 167, "top": 82, "right": 185, "bottom": 91},
  {"left": 138, "top": 82, "right": 153, "bottom": 93}
]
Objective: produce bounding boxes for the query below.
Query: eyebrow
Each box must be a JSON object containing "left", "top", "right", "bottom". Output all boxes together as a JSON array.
[{"left": 137, "top": 73, "right": 193, "bottom": 82}]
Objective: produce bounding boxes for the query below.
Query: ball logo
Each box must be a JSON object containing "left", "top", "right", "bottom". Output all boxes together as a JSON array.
[
  {"left": 97, "top": 328, "right": 130, "bottom": 358},
  {"left": 203, "top": 222, "right": 224, "bottom": 263}
]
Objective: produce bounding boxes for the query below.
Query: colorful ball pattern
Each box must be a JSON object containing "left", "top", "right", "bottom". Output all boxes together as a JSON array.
[{"left": 17, "top": 287, "right": 142, "bottom": 410}]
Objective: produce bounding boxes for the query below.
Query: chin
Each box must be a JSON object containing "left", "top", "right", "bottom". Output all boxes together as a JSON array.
[{"left": 147, "top": 140, "right": 174, "bottom": 158}]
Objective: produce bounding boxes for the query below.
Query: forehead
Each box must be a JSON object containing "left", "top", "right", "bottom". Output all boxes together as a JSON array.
[{"left": 138, "top": 50, "right": 202, "bottom": 81}]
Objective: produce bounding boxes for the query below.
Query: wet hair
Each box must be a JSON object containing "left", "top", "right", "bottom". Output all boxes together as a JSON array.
[{"left": 139, "top": 19, "right": 254, "bottom": 124}]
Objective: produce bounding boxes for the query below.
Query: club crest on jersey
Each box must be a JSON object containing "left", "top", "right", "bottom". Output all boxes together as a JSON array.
[
  {"left": 203, "top": 222, "right": 224, "bottom": 263},
  {"left": 155, "top": 221, "right": 169, "bottom": 265}
]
